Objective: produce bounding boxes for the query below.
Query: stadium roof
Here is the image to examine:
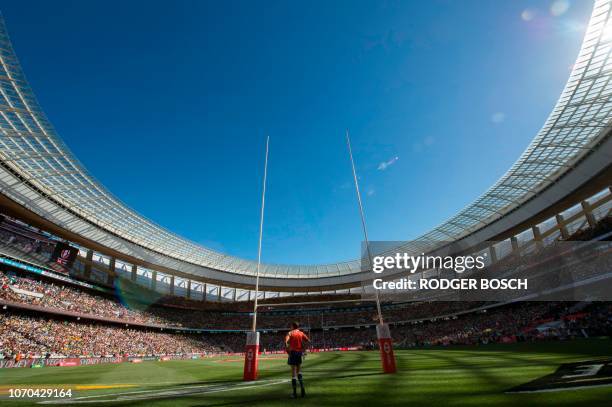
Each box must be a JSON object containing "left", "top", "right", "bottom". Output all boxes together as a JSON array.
[{"left": 0, "top": 0, "right": 610, "bottom": 279}]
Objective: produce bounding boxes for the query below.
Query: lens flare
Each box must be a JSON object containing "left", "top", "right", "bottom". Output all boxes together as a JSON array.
[
  {"left": 550, "top": 0, "right": 570, "bottom": 17},
  {"left": 521, "top": 8, "right": 536, "bottom": 22}
]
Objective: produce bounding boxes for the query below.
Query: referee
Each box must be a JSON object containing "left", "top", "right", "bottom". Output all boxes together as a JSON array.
[{"left": 285, "top": 321, "right": 310, "bottom": 398}]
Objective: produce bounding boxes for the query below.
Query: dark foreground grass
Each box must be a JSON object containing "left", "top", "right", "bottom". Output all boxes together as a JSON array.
[{"left": 1, "top": 339, "right": 611, "bottom": 406}]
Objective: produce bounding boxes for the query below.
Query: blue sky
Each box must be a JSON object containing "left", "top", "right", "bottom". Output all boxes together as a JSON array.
[{"left": 1, "top": 0, "right": 592, "bottom": 265}]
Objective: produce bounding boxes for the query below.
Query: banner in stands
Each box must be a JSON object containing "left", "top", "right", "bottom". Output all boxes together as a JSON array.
[
  {"left": 0, "top": 354, "right": 199, "bottom": 369},
  {"left": 0, "top": 256, "right": 98, "bottom": 290},
  {"left": 8, "top": 285, "right": 43, "bottom": 299},
  {"left": 58, "top": 358, "right": 80, "bottom": 367},
  {"left": 0, "top": 356, "right": 125, "bottom": 369},
  {"left": 49, "top": 242, "right": 78, "bottom": 269},
  {"left": 0, "top": 349, "right": 361, "bottom": 369}
]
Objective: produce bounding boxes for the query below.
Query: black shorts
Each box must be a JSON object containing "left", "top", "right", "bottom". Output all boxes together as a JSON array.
[{"left": 287, "top": 351, "right": 303, "bottom": 366}]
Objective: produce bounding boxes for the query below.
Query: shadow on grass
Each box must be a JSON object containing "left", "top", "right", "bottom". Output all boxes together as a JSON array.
[
  {"left": 100, "top": 352, "right": 429, "bottom": 406},
  {"left": 71, "top": 341, "right": 612, "bottom": 407}
]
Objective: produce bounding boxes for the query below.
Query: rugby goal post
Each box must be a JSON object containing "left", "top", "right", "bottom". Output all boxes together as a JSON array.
[
  {"left": 243, "top": 136, "right": 269, "bottom": 381},
  {"left": 346, "top": 130, "right": 397, "bottom": 374}
]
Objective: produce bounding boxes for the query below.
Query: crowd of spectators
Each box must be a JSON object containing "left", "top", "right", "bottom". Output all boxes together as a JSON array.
[
  {"left": 0, "top": 268, "right": 493, "bottom": 330},
  {"left": 4, "top": 300, "right": 608, "bottom": 359},
  {"left": 261, "top": 301, "right": 612, "bottom": 351},
  {"left": 0, "top": 270, "right": 167, "bottom": 325},
  {"left": 3, "top": 262, "right": 611, "bottom": 339},
  {"left": 157, "top": 293, "right": 359, "bottom": 312},
  {"left": 0, "top": 212, "right": 610, "bottom": 359},
  {"left": 0, "top": 313, "right": 224, "bottom": 359},
  {"left": 561, "top": 302, "right": 612, "bottom": 338}
]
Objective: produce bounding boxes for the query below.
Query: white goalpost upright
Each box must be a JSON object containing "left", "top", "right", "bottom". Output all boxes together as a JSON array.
[
  {"left": 345, "top": 130, "right": 397, "bottom": 374},
  {"left": 243, "top": 132, "right": 396, "bottom": 379},
  {"left": 243, "top": 136, "right": 269, "bottom": 381}
]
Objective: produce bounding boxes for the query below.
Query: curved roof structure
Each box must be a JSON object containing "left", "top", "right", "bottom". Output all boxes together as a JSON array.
[{"left": 0, "top": 0, "right": 610, "bottom": 280}]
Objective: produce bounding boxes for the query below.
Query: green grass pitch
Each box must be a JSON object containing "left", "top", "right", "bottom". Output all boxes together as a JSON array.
[{"left": 1, "top": 339, "right": 611, "bottom": 406}]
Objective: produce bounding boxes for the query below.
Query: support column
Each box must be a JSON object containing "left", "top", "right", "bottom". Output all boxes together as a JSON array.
[
  {"left": 186, "top": 280, "right": 191, "bottom": 299},
  {"left": 170, "top": 275, "right": 175, "bottom": 295},
  {"left": 556, "top": 214, "right": 570, "bottom": 240},
  {"left": 106, "top": 257, "right": 115, "bottom": 286},
  {"left": 131, "top": 264, "right": 137, "bottom": 282},
  {"left": 84, "top": 249, "right": 93, "bottom": 279},
  {"left": 203, "top": 284, "right": 207, "bottom": 302},
  {"left": 532, "top": 225, "right": 543, "bottom": 250},
  {"left": 489, "top": 245, "right": 498, "bottom": 264},
  {"left": 510, "top": 236, "right": 520, "bottom": 257},
  {"left": 151, "top": 271, "right": 157, "bottom": 291},
  {"left": 581, "top": 201, "right": 596, "bottom": 228}
]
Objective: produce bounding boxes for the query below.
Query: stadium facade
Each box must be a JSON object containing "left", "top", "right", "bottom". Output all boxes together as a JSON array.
[{"left": 0, "top": 0, "right": 610, "bottom": 301}]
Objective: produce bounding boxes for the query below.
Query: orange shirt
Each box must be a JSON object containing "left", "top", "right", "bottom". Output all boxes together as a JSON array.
[{"left": 286, "top": 329, "right": 309, "bottom": 352}]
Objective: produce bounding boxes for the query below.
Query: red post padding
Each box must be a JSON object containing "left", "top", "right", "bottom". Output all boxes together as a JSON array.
[
  {"left": 376, "top": 323, "right": 397, "bottom": 374},
  {"left": 243, "top": 331, "right": 260, "bottom": 381}
]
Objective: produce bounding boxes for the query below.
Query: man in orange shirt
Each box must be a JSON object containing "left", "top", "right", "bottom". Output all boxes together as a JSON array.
[{"left": 285, "top": 321, "right": 310, "bottom": 398}]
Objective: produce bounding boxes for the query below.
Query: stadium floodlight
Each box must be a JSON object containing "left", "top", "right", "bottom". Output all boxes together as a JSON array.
[
  {"left": 243, "top": 136, "right": 269, "bottom": 381},
  {"left": 345, "top": 130, "right": 397, "bottom": 374}
]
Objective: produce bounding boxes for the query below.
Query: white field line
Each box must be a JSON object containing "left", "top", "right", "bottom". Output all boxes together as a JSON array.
[{"left": 37, "top": 379, "right": 290, "bottom": 404}]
